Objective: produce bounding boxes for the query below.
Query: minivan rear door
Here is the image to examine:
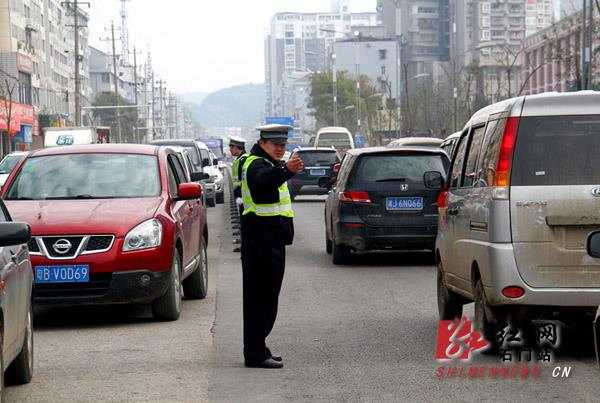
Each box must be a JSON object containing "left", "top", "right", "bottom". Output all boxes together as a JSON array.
[
  {"left": 346, "top": 151, "right": 448, "bottom": 229},
  {"left": 510, "top": 114, "right": 600, "bottom": 288}
]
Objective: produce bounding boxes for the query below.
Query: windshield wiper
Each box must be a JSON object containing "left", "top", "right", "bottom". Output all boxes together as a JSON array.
[{"left": 375, "top": 178, "right": 408, "bottom": 182}]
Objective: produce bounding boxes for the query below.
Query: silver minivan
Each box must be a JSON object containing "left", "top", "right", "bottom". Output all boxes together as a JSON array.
[{"left": 435, "top": 91, "right": 600, "bottom": 342}]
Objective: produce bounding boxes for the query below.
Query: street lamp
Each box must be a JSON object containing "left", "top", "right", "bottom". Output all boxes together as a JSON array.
[{"left": 332, "top": 53, "right": 338, "bottom": 126}]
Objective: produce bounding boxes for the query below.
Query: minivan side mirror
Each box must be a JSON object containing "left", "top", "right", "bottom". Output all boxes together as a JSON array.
[
  {"left": 202, "top": 158, "right": 210, "bottom": 167},
  {"left": 587, "top": 231, "right": 600, "bottom": 258},
  {"left": 424, "top": 171, "right": 445, "bottom": 189},
  {"left": 212, "top": 158, "right": 218, "bottom": 165},
  {"left": 0, "top": 222, "right": 31, "bottom": 247},
  {"left": 191, "top": 172, "right": 210, "bottom": 182},
  {"left": 317, "top": 176, "right": 332, "bottom": 189}
]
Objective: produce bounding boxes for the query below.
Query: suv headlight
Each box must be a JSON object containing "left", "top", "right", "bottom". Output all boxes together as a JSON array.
[{"left": 123, "top": 219, "right": 163, "bottom": 252}]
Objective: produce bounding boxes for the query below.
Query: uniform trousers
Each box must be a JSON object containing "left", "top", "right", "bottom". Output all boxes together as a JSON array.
[{"left": 241, "top": 238, "right": 286, "bottom": 362}]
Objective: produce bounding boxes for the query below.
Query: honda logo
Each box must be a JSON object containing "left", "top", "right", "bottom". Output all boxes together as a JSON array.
[
  {"left": 400, "top": 184, "right": 408, "bottom": 191},
  {"left": 592, "top": 187, "right": 600, "bottom": 197}
]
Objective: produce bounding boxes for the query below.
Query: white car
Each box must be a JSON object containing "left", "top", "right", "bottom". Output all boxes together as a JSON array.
[
  {"left": 196, "top": 142, "right": 225, "bottom": 204},
  {"left": 0, "top": 152, "right": 28, "bottom": 187}
]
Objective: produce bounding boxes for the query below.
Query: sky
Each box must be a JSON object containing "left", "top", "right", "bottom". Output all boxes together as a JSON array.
[{"left": 88, "top": 0, "right": 378, "bottom": 94}]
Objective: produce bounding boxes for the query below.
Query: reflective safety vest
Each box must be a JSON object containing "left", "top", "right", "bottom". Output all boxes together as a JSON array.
[
  {"left": 241, "top": 155, "right": 294, "bottom": 218},
  {"left": 231, "top": 153, "right": 249, "bottom": 190}
]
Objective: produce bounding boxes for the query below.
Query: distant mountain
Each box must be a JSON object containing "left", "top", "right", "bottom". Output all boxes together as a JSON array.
[
  {"left": 188, "top": 84, "right": 264, "bottom": 128},
  {"left": 178, "top": 92, "right": 209, "bottom": 106}
]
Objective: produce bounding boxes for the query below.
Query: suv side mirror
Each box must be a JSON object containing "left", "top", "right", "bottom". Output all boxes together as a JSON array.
[
  {"left": 424, "top": 171, "right": 444, "bottom": 189},
  {"left": 202, "top": 158, "right": 210, "bottom": 167},
  {"left": 317, "top": 176, "right": 332, "bottom": 189},
  {"left": 175, "top": 183, "right": 202, "bottom": 201},
  {"left": 587, "top": 231, "right": 600, "bottom": 258},
  {"left": 191, "top": 172, "right": 210, "bottom": 182},
  {"left": 212, "top": 158, "right": 219, "bottom": 165},
  {"left": 0, "top": 222, "right": 31, "bottom": 247}
]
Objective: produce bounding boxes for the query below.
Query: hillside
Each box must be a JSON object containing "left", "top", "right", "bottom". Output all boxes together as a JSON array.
[{"left": 187, "top": 83, "right": 265, "bottom": 128}]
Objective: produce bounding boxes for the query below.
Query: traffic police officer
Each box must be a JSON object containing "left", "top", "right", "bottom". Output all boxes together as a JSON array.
[
  {"left": 241, "top": 124, "right": 303, "bottom": 368},
  {"left": 229, "top": 135, "right": 248, "bottom": 217}
]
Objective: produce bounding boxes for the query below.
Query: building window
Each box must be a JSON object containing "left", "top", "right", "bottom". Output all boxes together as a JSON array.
[
  {"left": 381, "top": 66, "right": 386, "bottom": 76},
  {"left": 102, "top": 73, "right": 110, "bottom": 83},
  {"left": 480, "top": 30, "right": 491, "bottom": 40},
  {"left": 481, "top": 16, "right": 491, "bottom": 27},
  {"left": 19, "top": 72, "right": 32, "bottom": 105},
  {"left": 481, "top": 2, "right": 491, "bottom": 13},
  {"left": 379, "top": 49, "right": 387, "bottom": 60}
]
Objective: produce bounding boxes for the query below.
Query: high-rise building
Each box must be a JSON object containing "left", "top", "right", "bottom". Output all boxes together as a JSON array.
[{"left": 264, "top": 9, "right": 378, "bottom": 117}]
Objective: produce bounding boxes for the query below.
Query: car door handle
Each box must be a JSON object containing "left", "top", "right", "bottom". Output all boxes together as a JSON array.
[{"left": 447, "top": 208, "right": 459, "bottom": 216}]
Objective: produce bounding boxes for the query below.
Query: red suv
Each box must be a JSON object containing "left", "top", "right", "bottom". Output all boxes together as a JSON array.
[{"left": 1, "top": 144, "right": 209, "bottom": 321}]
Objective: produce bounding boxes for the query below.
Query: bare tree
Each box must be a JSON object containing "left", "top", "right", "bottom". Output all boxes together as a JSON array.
[{"left": 0, "top": 78, "right": 17, "bottom": 158}]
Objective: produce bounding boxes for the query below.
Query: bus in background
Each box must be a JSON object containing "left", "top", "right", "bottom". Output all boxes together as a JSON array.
[{"left": 314, "top": 127, "right": 354, "bottom": 155}]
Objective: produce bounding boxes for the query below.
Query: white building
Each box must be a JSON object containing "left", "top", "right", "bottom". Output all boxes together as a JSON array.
[{"left": 264, "top": 2, "right": 378, "bottom": 117}]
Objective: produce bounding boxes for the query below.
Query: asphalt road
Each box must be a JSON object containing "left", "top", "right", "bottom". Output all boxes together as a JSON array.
[{"left": 6, "top": 191, "right": 600, "bottom": 402}]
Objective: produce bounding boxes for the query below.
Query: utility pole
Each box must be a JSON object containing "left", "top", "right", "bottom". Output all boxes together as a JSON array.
[
  {"left": 332, "top": 53, "right": 338, "bottom": 126},
  {"left": 582, "top": 0, "right": 588, "bottom": 90},
  {"left": 131, "top": 46, "right": 142, "bottom": 142},
  {"left": 354, "top": 31, "right": 361, "bottom": 134},
  {"left": 151, "top": 72, "right": 155, "bottom": 140},
  {"left": 156, "top": 79, "right": 164, "bottom": 139},
  {"left": 100, "top": 22, "right": 122, "bottom": 142},
  {"left": 63, "top": 0, "right": 90, "bottom": 125}
]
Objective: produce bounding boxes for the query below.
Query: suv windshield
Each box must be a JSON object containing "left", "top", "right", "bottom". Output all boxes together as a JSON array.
[
  {"left": 512, "top": 115, "right": 600, "bottom": 186},
  {"left": 296, "top": 151, "right": 338, "bottom": 166},
  {"left": 350, "top": 153, "right": 448, "bottom": 184},
  {"left": 0, "top": 154, "right": 23, "bottom": 174},
  {"left": 6, "top": 153, "right": 161, "bottom": 200}
]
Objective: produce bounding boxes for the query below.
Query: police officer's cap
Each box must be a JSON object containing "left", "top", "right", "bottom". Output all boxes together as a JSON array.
[
  {"left": 256, "top": 124, "right": 292, "bottom": 144},
  {"left": 228, "top": 135, "right": 246, "bottom": 149}
]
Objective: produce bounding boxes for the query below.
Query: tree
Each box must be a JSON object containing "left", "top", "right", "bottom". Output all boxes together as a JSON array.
[
  {"left": 92, "top": 92, "right": 141, "bottom": 143},
  {"left": 0, "top": 78, "right": 17, "bottom": 157}
]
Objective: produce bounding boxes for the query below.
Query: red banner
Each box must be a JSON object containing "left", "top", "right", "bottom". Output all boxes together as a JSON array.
[{"left": 0, "top": 100, "right": 38, "bottom": 135}]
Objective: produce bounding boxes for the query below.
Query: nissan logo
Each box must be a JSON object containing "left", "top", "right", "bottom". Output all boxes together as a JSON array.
[
  {"left": 400, "top": 184, "right": 408, "bottom": 191},
  {"left": 52, "top": 239, "right": 72, "bottom": 254},
  {"left": 592, "top": 187, "right": 600, "bottom": 198}
]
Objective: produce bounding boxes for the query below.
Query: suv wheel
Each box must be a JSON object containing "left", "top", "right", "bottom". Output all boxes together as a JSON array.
[
  {"left": 325, "top": 233, "right": 332, "bottom": 254},
  {"left": 437, "top": 262, "right": 463, "bottom": 320},
  {"left": 332, "top": 241, "right": 350, "bottom": 265},
  {"left": 182, "top": 237, "right": 208, "bottom": 299},
  {"left": 474, "top": 279, "right": 497, "bottom": 353},
  {"left": 207, "top": 197, "right": 216, "bottom": 208},
  {"left": 152, "top": 251, "right": 182, "bottom": 321},
  {"left": 216, "top": 192, "right": 224, "bottom": 204},
  {"left": 5, "top": 303, "right": 33, "bottom": 385}
]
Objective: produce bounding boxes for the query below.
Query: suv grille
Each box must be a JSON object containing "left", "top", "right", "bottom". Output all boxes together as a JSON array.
[
  {"left": 35, "top": 272, "right": 112, "bottom": 298},
  {"left": 85, "top": 236, "right": 114, "bottom": 251},
  {"left": 27, "top": 238, "right": 40, "bottom": 253},
  {"left": 42, "top": 236, "right": 84, "bottom": 258}
]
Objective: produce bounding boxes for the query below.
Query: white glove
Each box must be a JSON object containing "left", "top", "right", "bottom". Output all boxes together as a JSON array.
[{"left": 236, "top": 197, "right": 243, "bottom": 206}]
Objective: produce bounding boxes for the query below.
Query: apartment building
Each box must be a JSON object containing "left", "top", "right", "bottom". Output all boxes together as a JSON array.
[{"left": 264, "top": 6, "right": 378, "bottom": 117}]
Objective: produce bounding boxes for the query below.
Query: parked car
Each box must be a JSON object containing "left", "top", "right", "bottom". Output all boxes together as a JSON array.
[
  {"left": 0, "top": 152, "right": 29, "bottom": 187},
  {"left": 150, "top": 139, "right": 218, "bottom": 207},
  {"left": 435, "top": 91, "right": 600, "bottom": 346},
  {"left": 321, "top": 146, "right": 449, "bottom": 264},
  {"left": 196, "top": 141, "right": 225, "bottom": 204},
  {"left": 387, "top": 137, "right": 443, "bottom": 148},
  {"left": 440, "top": 132, "right": 461, "bottom": 160},
  {"left": 0, "top": 214, "right": 34, "bottom": 392},
  {"left": 288, "top": 147, "right": 341, "bottom": 201},
  {"left": 179, "top": 149, "right": 215, "bottom": 208},
  {"left": 2, "top": 144, "right": 209, "bottom": 321}
]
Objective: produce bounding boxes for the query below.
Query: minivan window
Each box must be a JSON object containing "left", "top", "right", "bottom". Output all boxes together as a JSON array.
[
  {"left": 296, "top": 151, "right": 338, "bottom": 166},
  {"left": 449, "top": 132, "right": 469, "bottom": 188},
  {"left": 6, "top": 154, "right": 161, "bottom": 200},
  {"left": 349, "top": 153, "right": 448, "bottom": 185},
  {"left": 512, "top": 115, "right": 600, "bottom": 186},
  {"left": 476, "top": 118, "right": 505, "bottom": 187},
  {"left": 462, "top": 126, "right": 485, "bottom": 187},
  {"left": 0, "top": 154, "right": 23, "bottom": 174}
]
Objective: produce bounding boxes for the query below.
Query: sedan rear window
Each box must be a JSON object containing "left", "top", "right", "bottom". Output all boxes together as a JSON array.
[
  {"left": 295, "top": 151, "right": 338, "bottom": 166},
  {"left": 350, "top": 153, "right": 448, "bottom": 185},
  {"left": 512, "top": 115, "right": 600, "bottom": 186},
  {"left": 6, "top": 154, "right": 161, "bottom": 200}
]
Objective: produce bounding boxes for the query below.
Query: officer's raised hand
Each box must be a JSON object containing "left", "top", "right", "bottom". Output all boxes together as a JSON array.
[{"left": 286, "top": 155, "right": 304, "bottom": 173}]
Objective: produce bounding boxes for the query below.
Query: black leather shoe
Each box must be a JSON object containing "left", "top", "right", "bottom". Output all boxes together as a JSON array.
[
  {"left": 245, "top": 357, "right": 283, "bottom": 369},
  {"left": 271, "top": 354, "right": 282, "bottom": 362}
]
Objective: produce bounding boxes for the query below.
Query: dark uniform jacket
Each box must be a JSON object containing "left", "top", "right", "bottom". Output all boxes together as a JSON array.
[{"left": 243, "top": 143, "right": 295, "bottom": 245}]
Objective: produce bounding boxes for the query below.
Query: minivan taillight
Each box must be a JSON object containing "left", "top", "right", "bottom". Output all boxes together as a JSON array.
[
  {"left": 494, "top": 116, "right": 519, "bottom": 187},
  {"left": 339, "top": 191, "right": 371, "bottom": 204},
  {"left": 437, "top": 184, "right": 449, "bottom": 209},
  {"left": 333, "top": 163, "right": 341, "bottom": 173}
]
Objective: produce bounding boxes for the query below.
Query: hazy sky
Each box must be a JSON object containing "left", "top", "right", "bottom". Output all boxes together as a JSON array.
[{"left": 88, "top": 0, "right": 377, "bottom": 94}]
